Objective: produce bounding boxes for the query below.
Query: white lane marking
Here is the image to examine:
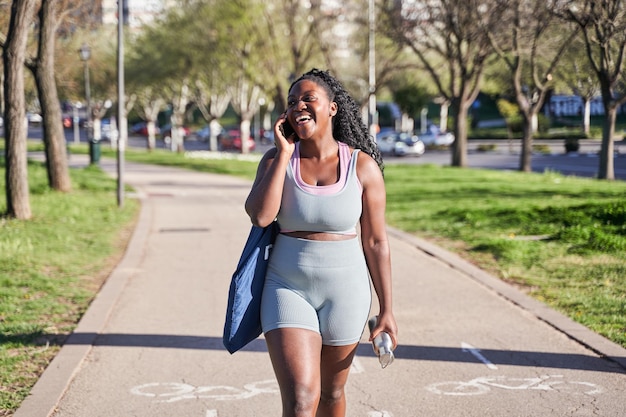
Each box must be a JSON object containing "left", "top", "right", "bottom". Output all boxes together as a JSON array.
[
  {"left": 461, "top": 342, "right": 498, "bottom": 370},
  {"left": 426, "top": 375, "right": 604, "bottom": 396},
  {"left": 368, "top": 411, "right": 393, "bottom": 417},
  {"left": 206, "top": 410, "right": 218, "bottom": 417}
]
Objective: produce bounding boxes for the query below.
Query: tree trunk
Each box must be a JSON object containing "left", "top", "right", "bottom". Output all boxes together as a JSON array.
[
  {"left": 3, "top": 0, "right": 36, "bottom": 219},
  {"left": 597, "top": 73, "right": 616, "bottom": 180},
  {"left": 169, "top": 82, "right": 189, "bottom": 153},
  {"left": 519, "top": 112, "right": 534, "bottom": 173},
  {"left": 240, "top": 119, "right": 252, "bottom": 154},
  {"left": 146, "top": 120, "right": 157, "bottom": 151},
  {"left": 34, "top": 0, "right": 71, "bottom": 192},
  {"left": 209, "top": 118, "right": 221, "bottom": 151},
  {"left": 230, "top": 80, "right": 261, "bottom": 155},
  {"left": 451, "top": 99, "right": 469, "bottom": 167},
  {"left": 439, "top": 102, "right": 449, "bottom": 132},
  {"left": 583, "top": 99, "right": 591, "bottom": 136},
  {"left": 169, "top": 114, "right": 185, "bottom": 153},
  {"left": 598, "top": 105, "right": 616, "bottom": 180}
]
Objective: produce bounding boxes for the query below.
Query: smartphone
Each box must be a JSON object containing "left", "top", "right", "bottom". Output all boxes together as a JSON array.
[{"left": 280, "top": 119, "right": 297, "bottom": 141}]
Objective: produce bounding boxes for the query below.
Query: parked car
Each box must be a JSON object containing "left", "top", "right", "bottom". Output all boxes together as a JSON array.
[
  {"left": 219, "top": 129, "right": 256, "bottom": 151},
  {"left": 195, "top": 125, "right": 225, "bottom": 142},
  {"left": 160, "top": 124, "right": 190, "bottom": 142},
  {"left": 100, "top": 118, "right": 118, "bottom": 141},
  {"left": 418, "top": 131, "right": 455, "bottom": 146},
  {"left": 376, "top": 132, "right": 425, "bottom": 157},
  {"left": 27, "top": 112, "right": 43, "bottom": 124},
  {"left": 61, "top": 111, "right": 88, "bottom": 129},
  {"left": 62, "top": 115, "right": 73, "bottom": 128},
  {"left": 130, "top": 121, "right": 161, "bottom": 137},
  {"left": 130, "top": 122, "right": 147, "bottom": 135},
  {"left": 195, "top": 126, "right": 211, "bottom": 141}
]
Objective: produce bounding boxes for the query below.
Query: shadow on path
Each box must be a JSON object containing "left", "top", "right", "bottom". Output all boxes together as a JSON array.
[{"left": 14, "top": 331, "right": 619, "bottom": 374}]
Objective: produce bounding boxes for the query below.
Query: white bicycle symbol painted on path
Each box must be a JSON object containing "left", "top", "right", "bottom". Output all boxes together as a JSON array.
[
  {"left": 426, "top": 374, "right": 604, "bottom": 396},
  {"left": 130, "top": 379, "right": 279, "bottom": 403},
  {"left": 131, "top": 380, "right": 394, "bottom": 416}
]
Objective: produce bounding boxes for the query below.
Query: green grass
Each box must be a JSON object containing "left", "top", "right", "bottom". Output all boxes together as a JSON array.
[
  {"left": 383, "top": 164, "right": 626, "bottom": 346},
  {"left": 1, "top": 143, "right": 625, "bottom": 414},
  {"left": 0, "top": 158, "right": 139, "bottom": 413}
]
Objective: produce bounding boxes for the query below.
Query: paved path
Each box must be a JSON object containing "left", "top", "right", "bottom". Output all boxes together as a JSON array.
[{"left": 15, "top": 154, "right": 626, "bottom": 417}]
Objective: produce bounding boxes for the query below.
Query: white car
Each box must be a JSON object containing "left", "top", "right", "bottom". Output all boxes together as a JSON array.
[
  {"left": 376, "top": 132, "right": 425, "bottom": 157},
  {"left": 27, "top": 112, "right": 43, "bottom": 124},
  {"left": 418, "top": 131, "right": 455, "bottom": 146}
]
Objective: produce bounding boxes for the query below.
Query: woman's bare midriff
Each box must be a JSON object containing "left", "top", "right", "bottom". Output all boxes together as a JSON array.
[{"left": 282, "top": 231, "right": 357, "bottom": 241}]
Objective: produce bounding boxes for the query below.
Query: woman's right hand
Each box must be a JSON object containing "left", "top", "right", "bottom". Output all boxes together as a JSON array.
[
  {"left": 369, "top": 312, "right": 398, "bottom": 350},
  {"left": 273, "top": 112, "right": 296, "bottom": 156}
]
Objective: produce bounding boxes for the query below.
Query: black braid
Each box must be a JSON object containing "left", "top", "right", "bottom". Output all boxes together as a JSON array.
[{"left": 290, "top": 69, "right": 384, "bottom": 172}]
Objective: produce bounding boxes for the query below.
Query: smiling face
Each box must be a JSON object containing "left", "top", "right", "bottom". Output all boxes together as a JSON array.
[{"left": 286, "top": 79, "right": 337, "bottom": 141}]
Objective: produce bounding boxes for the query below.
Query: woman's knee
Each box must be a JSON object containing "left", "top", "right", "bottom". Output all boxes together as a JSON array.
[
  {"left": 319, "top": 385, "right": 345, "bottom": 408},
  {"left": 283, "top": 383, "right": 320, "bottom": 415}
]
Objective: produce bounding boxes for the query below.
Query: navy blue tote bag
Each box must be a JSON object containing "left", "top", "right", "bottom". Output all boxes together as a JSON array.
[{"left": 223, "top": 222, "right": 279, "bottom": 354}]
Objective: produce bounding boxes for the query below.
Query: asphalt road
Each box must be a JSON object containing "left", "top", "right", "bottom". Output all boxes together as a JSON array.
[
  {"left": 379, "top": 139, "right": 626, "bottom": 181},
  {"left": 19, "top": 122, "right": 626, "bottom": 180}
]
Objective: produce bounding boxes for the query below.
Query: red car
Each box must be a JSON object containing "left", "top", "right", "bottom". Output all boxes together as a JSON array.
[
  {"left": 219, "top": 129, "right": 256, "bottom": 151},
  {"left": 130, "top": 122, "right": 161, "bottom": 136}
]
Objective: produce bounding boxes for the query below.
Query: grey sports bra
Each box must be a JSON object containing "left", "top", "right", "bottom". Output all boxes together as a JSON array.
[{"left": 277, "top": 142, "right": 362, "bottom": 234}]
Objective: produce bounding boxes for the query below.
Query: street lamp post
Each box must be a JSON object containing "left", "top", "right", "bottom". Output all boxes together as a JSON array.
[
  {"left": 368, "top": 0, "right": 377, "bottom": 138},
  {"left": 79, "top": 43, "right": 99, "bottom": 165},
  {"left": 73, "top": 102, "right": 82, "bottom": 144},
  {"left": 117, "top": 1, "right": 126, "bottom": 208}
]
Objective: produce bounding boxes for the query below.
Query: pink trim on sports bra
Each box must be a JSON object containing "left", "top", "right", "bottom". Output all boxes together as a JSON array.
[{"left": 291, "top": 142, "right": 360, "bottom": 195}]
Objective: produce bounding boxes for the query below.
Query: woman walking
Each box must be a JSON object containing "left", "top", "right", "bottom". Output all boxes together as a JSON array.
[{"left": 245, "top": 69, "right": 397, "bottom": 417}]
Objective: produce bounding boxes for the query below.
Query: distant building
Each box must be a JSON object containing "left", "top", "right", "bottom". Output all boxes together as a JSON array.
[
  {"left": 547, "top": 95, "right": 626, "bottom": 117},
  {"left": 101, "top": 0, "right": 171, "bottom": 28}
]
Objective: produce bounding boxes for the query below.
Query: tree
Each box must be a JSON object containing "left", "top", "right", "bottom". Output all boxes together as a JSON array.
[
  {"left": 0, "top": 2, "right": 9, "bottom": 116},
  {"left": 84, "top": 35, "right": 120, "bottom": 146},
  {"left": 130, "top": 87, "right": 165, "bottom": 151},
  {"left": 382, "top": 0, "right": 507, "bottom": 167},
  {"left": 126, "top": 4, "right": 215, "bottom": 153},
  {"left": 176, "top": 1, "right": 233, "bottom": 151},
  {"left": 125, "top": 29, "right": 168, "bottom": 151},
  {"left": 245, "top": 0, "right": 350, "bottom": 112},
  {"left": 389, "top": 72, "right": 433, "bottom": 132},
  {"left": 557, "top": 36, "right": 600, "bottom": 136},
  {"left": 561, "top": 0, "right": 626, "bottom": 180},
  {"left": 3, "top": 0, "right": 36, "bottom": 219},
  {"left": 229, "top": 78, "right": 262, "bottom": 154},
  {"left": 166, "top": 81, "right": 191, "bottom": 153},
  {"left": 193, "top": 78, "right": 230, "bottom": 152},
  {"left": 206, "top": 0, "right": 268, "bottom": 154},
  {"left": 488, "top": 0, "right": 578, "bottom": 172},
  {"left": 27, "top": 0, "right": 72, "bottom": 192}
]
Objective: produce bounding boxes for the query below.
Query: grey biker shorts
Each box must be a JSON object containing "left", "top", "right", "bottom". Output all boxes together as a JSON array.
[{"left": 261, "top": 234, "right": 372, "bottom": 346}]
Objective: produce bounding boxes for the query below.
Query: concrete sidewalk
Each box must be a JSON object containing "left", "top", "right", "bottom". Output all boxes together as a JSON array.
[{"left": 15, "top": 154, "right": 626, "bottom": 417}]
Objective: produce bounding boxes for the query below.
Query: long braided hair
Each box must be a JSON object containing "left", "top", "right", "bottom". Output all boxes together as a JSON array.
[{"left": 289, "top": 69, "right": 384, "bottom": 172}]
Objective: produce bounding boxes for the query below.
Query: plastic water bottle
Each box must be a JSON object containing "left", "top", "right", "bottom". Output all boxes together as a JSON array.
[{"left": 368, "top": 316, "right": 394, "bottom": 369}]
